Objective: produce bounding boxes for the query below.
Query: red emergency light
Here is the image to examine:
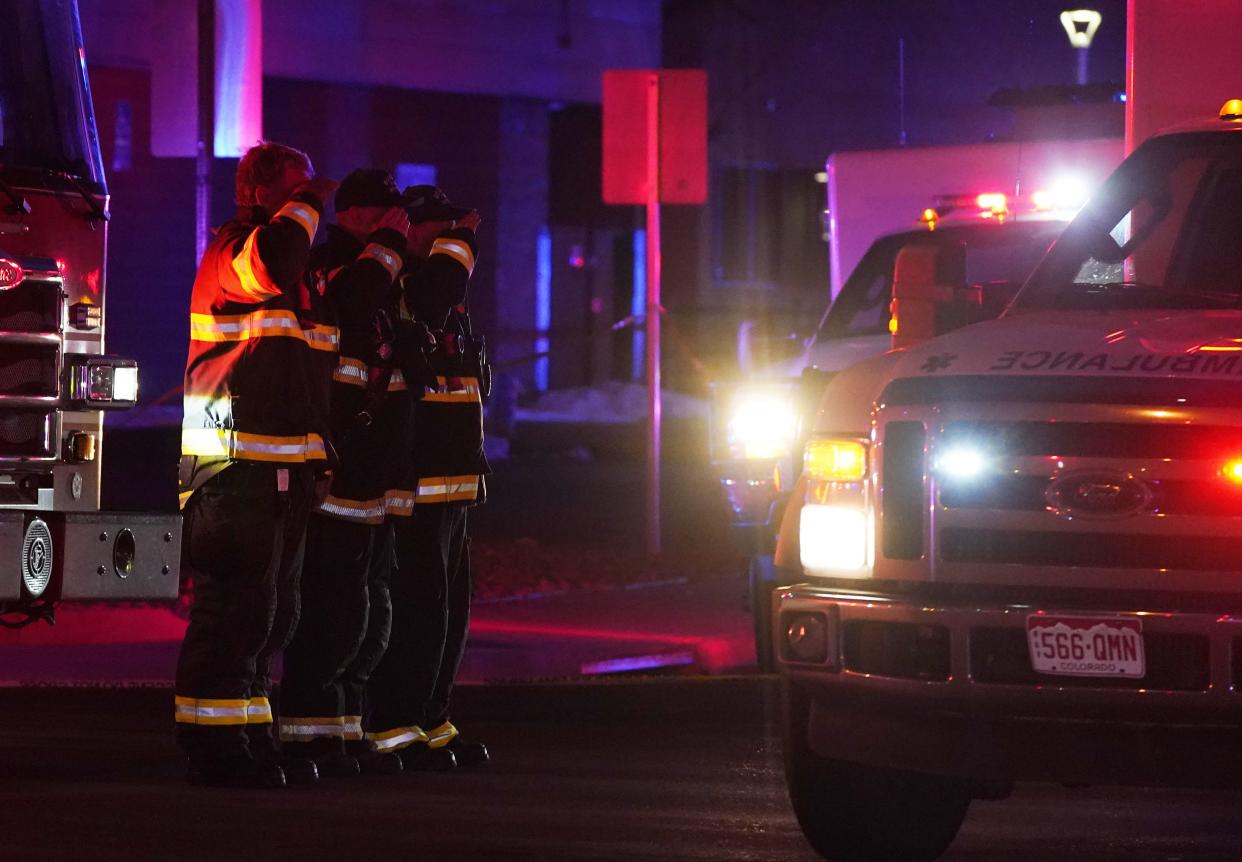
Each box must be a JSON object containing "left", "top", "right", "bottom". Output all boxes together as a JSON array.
[
  {"left": 928, "top": 192, "right": 1009, "bottom": 221},
  {"left": 0, "top": 257, "right": 24, "bottom": 289},
  {"left": 1222, "top": 459, "right": 1242, "bottom": 484}
]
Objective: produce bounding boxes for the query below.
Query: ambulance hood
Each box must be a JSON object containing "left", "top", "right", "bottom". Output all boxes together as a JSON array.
[{"left": 886, "top": 309, "right": 1242, "bottom": 382}]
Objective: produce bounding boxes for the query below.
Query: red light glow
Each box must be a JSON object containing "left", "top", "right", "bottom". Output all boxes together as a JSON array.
[
  {"left": 1223, "top": 459, "right": 1242, "bottom": 483},
  {"left": 976, "top": 192, "right": 1008, "bottom": 212}
]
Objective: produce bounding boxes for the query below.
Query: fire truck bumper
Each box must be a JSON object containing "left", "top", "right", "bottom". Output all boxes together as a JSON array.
[
  {"left": 1, "top": 510, "right": 182, "bottom": 603},
  {"left": 777, "top": 583, "right": 1242, "bottom": 789}
]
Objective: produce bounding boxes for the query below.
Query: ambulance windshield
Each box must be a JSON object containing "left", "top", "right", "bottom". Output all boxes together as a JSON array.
[
  {"left": 0, "top": 0, "right": 104, "bottom": 187},
  {"left": 1015, "top": 133, "right": 1242, "bottom": 310}
]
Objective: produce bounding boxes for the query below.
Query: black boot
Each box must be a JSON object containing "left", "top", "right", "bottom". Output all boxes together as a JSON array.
[
  {"left": 345, "top": 739, "right": 403, "bottom": 776},
  {"left": 284, "top": 738, "right": 361, "bottom": 778},
  {"left": 187, "top": 754, "right": 286, "bottom": 789},
  {"left": 249, "top": 730, "right": 320, "bottom": 785},
  {"left": 445, "top": 736, "right": 489, "bottom": 768},
  {"left": 398, "top": 742, "right": 457, "bottom": 772}
]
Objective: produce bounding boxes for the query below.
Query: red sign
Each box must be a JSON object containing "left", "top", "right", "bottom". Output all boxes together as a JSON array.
[{"left": 602, "top": 69, "right": 707, "bottom": 205}]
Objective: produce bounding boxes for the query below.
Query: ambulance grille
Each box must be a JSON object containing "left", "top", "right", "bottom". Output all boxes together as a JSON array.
[
  {"left": 875, "top": 376, "right": 1242, "bottom": 584},
  {"left": 881, "top": 422, "right": 926, "bottom": 560},
  {"left": 942, "top": 529, "right": 1242, "bottom": 571}
]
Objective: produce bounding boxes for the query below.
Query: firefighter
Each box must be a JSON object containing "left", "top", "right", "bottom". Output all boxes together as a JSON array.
[
  {"left": 364, "top": 186, "right": 491, "bottom": 770},
  {"left": 174, "top": 142, "right": 337, "bottom": 789},
  {"left": 278, "top": 169, "right": 411, "bottom": 777}
]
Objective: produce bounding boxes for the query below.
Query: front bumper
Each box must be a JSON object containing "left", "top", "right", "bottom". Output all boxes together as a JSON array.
[
  {"left": 777, "top": 583, "right": 1242, "bottom": 788},
  {"left": 0, "top": 510, "right": 181, "bottom": 603}
]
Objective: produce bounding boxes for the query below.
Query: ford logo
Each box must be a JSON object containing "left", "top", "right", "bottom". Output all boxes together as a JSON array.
[{"left": 1045, "top": 470, "right": 1154, "bottom": 520}]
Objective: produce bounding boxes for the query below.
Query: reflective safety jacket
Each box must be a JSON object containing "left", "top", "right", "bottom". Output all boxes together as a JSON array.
[
  {"left": 396, "top": 227, "right": 491, "bottom": 505},
  {"left": 179, "top": 195, "right": 334, "bottom": 506},
  {"left": 309, "top": 225, "right": 411, "bottom": 525}
]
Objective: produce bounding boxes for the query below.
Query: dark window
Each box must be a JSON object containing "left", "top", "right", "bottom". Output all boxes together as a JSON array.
[{"left": 714, "top": 166, "right": 826, "bottom": 290}]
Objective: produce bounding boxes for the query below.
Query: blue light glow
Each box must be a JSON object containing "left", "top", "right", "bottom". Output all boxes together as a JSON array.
[
  {"left": 632, "top": 229, "right": 647, "bottom": 381},
  {"left": 535, "top": 226, "right": 552, "bottom": 392}
]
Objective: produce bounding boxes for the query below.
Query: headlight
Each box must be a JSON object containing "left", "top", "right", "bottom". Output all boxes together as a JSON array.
[
  {"left": 800, "top": 436, "right": 873, "bottom": 578},
  {"left": 67, "top": 356, "right": 139, "bottom": 408},
  {"left": 725, "top": 385, "right": 799, "bottom": 460}
]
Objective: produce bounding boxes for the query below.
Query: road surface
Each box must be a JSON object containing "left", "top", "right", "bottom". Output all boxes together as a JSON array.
[{"left": 4, "top": 678, "right": 1242, "bottom": 861}]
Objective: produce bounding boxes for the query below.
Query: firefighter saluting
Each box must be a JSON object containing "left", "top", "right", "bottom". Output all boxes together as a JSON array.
[
  {"left": 278, "top": 169, "right": 412, "bottom": 777},
  {"left": 174, "top": 143, "right": 337, "bottom": 788},
  {"left": 365, "top": 186, "right": 491, "bottom": 769}
]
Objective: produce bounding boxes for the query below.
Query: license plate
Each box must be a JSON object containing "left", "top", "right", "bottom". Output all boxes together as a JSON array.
[{"left": 1025, "top": 615, "right": 1145, "bottom": 679}]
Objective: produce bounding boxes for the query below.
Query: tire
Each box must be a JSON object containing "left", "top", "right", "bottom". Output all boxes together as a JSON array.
[
  {"left": 783, "top": 682, "right": 970, "bottom": 862},
  {"left": 748, "top": 554, "right": 777, "bottom": 672}
]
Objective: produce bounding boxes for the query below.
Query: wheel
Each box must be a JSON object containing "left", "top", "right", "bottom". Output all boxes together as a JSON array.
[
  {"left": 748, "top": 554, "right": 777, "bottom": 672},
  {"left": 783, "top": 683, "right": 970, "bottom": 862}
]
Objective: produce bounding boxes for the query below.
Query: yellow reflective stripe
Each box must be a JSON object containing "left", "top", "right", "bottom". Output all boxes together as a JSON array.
[
  {"left": 425, "top": 721, "right": 459, "bottom": 749},
  {"left": 248, "top": 696, "right": 273, "bottom": 724},
  {"left": 415, "top": 475, "right": 479, "bottom": 504},
  {"left": 178, "top": 489, "right": 195, "bottom": 509},
  {"left": 174, "top": 696, "right": 250, "bottom": 726},
  {"left": 423, "top": 390, "right": 480, "bottom": 404},
  {"left": 431, "top": 237, "right": 475, "bottom": 274},
  {"left": 305, "top": 324, "right": 340, "bottom": 353},
  {"left": 359, "top": 242, "right": 402, "bottom": 280},
  {"left": 279, "top": 716, "right": 346, "bottom": 741},
  {"left": 423, "top": 376, "right": 481, "bottom": 404},
  {"left": 365, "top": 725, "right": 427, "bottom": 753},
  {"left": 181, "top": 427, "right": 231, "bottom": 458},
  {"left": 190, "top": 310, "right": 299, "bottom": 341},
  {"left": 181, "top": 429, "right": 327, "bottom": 463},
  {"left": 275, "top": 200, "right": 320, "bottom": 243},
  {"left": 231, "top": 229, "right": 283, "bottom": 301},
  {"left": 384, "top": 490, "right": 416, "bottom": 517},
  {"left": 191, "top": 310, "right": 335, "bottom": 351},
  {"left": 341, "top": 716, "right": 363, "bottom": 741},
  {"left": 333, "top": 357, "right": 368, "bottom": 388},
  {"left": 234, "top": 431, "right": 327, "bottom": 462},
  {"left": 315, "top": 494, "right": 386, "bottom": 524}
]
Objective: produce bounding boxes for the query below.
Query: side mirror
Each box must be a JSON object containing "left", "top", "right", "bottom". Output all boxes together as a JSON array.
[{"left": 889, "top": 241, "right": 974, "bottom": 350}]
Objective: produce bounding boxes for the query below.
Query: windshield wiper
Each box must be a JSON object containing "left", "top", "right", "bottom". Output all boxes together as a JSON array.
[
  {"left": 0, "top": 172, "right": 31, "bottom": 216},
  {"left": 45, "top": 169, "right": 108, "bottom": 223}
]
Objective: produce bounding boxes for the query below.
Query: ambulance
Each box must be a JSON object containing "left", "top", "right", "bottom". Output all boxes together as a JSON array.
[
  {"left": 774, "top": 104, "right": 1242, "bottom": 860},
  {"left": 716, "top": 202, "right": 1080, "bottom": 669}
]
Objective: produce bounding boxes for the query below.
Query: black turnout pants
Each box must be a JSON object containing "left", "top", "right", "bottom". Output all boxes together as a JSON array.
[
  {"left": 174, "top": 462, "right": 313, "bottom": 761},
  {"left": 279, "top": 514, "right": 376, "bottom": 743},
  {"left": 367, "top": 503, "right": 470, "bottom": 734},
  {"left": 342, "top": 521, "right": 395, "bottom": 719}
]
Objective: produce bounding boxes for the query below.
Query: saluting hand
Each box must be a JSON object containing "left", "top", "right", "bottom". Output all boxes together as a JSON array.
[
  {"left": 375, "top": 206, "right": 412, "bottom": 240},
  {"left": 295, "top": 176, "right": 340, "bottom": 206}
]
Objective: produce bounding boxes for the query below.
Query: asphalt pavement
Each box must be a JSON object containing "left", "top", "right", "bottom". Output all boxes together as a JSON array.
[{"left": 5, "top": 679, "right": 1242, "bottom": 861}]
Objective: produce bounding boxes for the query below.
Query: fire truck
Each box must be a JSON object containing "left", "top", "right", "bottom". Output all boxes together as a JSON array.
[
  {"left": 0, "top": 0, "right": 181, "bottom": 626},
  {"left": 774, "top": 104, "right": 1242, "bottom": 860}
]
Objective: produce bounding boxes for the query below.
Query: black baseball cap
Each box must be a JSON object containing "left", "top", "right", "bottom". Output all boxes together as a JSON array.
[
  {"left": 335, "top": 168, "right": 405, "bottom": 212},
  {"left": 403, "top": 185, "right": 472, "bottom": 223}
]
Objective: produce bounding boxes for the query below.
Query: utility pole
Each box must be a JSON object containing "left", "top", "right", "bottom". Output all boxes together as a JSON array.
[{"left": 644, "top": 73, "right": 663, "bottom": 557}]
